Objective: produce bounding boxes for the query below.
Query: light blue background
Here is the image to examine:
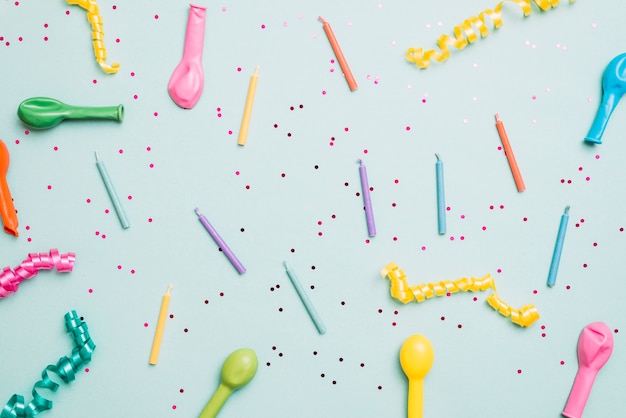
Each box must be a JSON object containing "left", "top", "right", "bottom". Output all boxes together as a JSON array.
[{"left": 1, "top": 1, "right": 625, "bottom": 417}]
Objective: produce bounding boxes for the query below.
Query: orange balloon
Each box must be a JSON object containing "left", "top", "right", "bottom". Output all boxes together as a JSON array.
[{"left": 0, "top": 139, "right": 18, "bottom": 236}]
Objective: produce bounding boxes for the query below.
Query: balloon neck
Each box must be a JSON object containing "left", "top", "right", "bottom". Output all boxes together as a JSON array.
[
  {"left": 182, "top": 4, "right": 207, "bottom": 61},
  {"left": 66, "top": 105, "right": 124, "bottom": 122},
  {"left": 562, "top": 366, "right": 597, "bottom": 418},
  {"left": 199, "top": 383, "right": 232, "bottom": 418},
  {"left": 585, "top": 91, "right": 620, "bottom": 144},
  {"left": 407, "top": 378, "right": 424, "bottom": 418}
]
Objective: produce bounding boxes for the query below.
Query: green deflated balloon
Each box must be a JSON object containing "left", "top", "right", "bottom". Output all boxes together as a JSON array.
[
  {"left": 17, "top": 97, "right": 123, "bottom": 129},
  {"left": 199, "top": 348, "right": 258, "bottom": 418}
]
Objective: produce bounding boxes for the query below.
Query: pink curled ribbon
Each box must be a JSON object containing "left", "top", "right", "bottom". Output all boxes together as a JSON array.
[{"left": 0, "top": 249, "right": 76, "bottom": 299}]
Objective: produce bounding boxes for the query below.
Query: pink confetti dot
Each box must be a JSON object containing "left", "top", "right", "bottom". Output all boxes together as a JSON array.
[
  {"left": 405, "top": 126, "right": 411, "bottom": 131},
  {"left": 66, "top": 10, "right": 70, "bottom": 15},
  {"left": 47, "top": 185, "right": 52, "bottom": 190},
  {"left": 322, "top": 90, "right": 327, "bottom": 95},
  {"left": 127, "top": 195, "right": 133, "bottom": 200},
  {"left": 115, "top": 38, "right": 120, "bottom": 43},
  {"left": 144, "top": 322, "right": 148, "bottom": 327},
  {"left": 261, "top": 24, "right": 266, "bottom": 29},
  {"left": 560, "top": 361, "right": 565, "bottom": 365},
  {"left": 154, "top": 14, "right": 159, "bottom": 19},
  {"left": 517, "top": 369, "right": 522, "bottom": 374},
  {"left": 344, "top": 127, "right": 349, "bottom": 132},
  {"left": 117, "top": 265, "right": 122, "bottom": 270},
  {"left": 153, "top": 112, "right": 158, "bottom": 117},
  {"left": 84, "top": 368, "right": 89, "bottom": 372},
  {"left": 92, "top": 79, "right": 97, "bottom": 84},
  {"left": 88, "top": 288, "right": 93, "bottom": 293},
  {"left": 133, "top": 94, "right": 138, "bottom": 99},
  {"left": 130, "top": 71, "right": 135, "bottom": 76},
  {"left": 112, "top": 5, "right": 117, "bottom": 9},
  {"left": 148, "top": 218, "right": 153, "bottom": 222}
]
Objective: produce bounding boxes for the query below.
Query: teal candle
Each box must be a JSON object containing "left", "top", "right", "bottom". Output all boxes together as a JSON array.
[
  {"left": 435, "top": 154, "right": 446, "bottom": 235},
  {"left": 282, "top": 261, "right": 326, "bottom": 334},
  {"left": 547, "top": 206, "right": 569, "bottom": 287},
  {"left": 95, "top": 151, "right": 130, "bottom": 229}
]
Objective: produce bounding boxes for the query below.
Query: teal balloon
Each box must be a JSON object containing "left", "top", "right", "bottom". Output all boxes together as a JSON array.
[{"left": 17, "top": 97, "right": 124, "bottom": 129}]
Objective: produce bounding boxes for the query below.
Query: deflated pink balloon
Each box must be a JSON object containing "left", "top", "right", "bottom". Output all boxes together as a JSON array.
[
  {"left": 168, "top": 4, "right": 207, "bottom": 109},
  {"left": 562, "top": 322, "right": 614, "bottom": 418}
]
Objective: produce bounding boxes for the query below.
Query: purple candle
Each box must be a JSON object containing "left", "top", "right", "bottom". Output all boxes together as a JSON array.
[
  {"left": 195, "top": 208, "right": 246, "bottom": 274},
  {"left": 358, "top": 159, "right": 376, "bottom": 237}
]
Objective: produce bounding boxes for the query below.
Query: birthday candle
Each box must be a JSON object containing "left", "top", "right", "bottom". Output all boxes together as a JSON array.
[
  {"left": 195, "top": 207, "right": 246, "bottom": 274},
  {"left": 435, "top": 154, "right": 446, "bottom": 235},
  {"left": 95, "top": 151, "right": 130, "bottom": 229},
  {"left": 282, "top": 262, "right": 326, "bottom": 334},
  {"left": 494, "top": 114, "right": 526, "bottom": 192},
  {"left": 318, "top": 16, "right": 358, "bottom": 91},
  {"left": 547, "top": 206, "right": 570, "bottom": 287},
  {"left": 237, "top": 66, "right": 259, "bottom": 146},
  {"left": 358, "top": 159, "right": 376, "bottom": 237},
  {"left": 149, "top": 284, "right": 172, "bottom": 365}
]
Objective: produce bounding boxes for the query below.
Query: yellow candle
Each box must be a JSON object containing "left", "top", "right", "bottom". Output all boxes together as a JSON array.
[
  {"left": 237, "top": 66, "right": 259, "bottom": 146},
  {"left": 149, "top": 284, "right": 172, "bottom": 365}
]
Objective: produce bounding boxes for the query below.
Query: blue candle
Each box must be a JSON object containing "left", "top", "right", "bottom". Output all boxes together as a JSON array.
[
  {"left": 547, "top": 206, "right": 570, "bottom": 287},
  {"left": 435, "top": 154, "right": 446, "bottom": 235}
]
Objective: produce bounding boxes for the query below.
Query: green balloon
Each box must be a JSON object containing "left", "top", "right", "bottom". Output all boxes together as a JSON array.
[
  {"left": 17, "top": 97, "right": 123, "bottom": 129},
  {"left": 199, "top": 348, "right": 258, "bottom": 418}
]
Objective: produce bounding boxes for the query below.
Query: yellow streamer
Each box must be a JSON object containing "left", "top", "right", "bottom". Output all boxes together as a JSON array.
[
  {"left": 67, "top": 0, "right": 120, "bottom": 74},
  {"left": 380, "top": 262, "right": 539, "bottom": 327},
  {"left": 406, "top": 0, "right": 575, "bottom": 69}
]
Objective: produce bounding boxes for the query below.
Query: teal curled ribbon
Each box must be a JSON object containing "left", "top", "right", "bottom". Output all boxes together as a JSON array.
[{"left": 1, "top": 311, "right": 95, "bottom": 417}]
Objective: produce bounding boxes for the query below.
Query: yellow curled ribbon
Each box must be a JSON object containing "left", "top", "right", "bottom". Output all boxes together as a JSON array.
[
  {"left": 380, "top": 262, "right": 539, "bottom": 327},
  {"left": 67, "top": 0, "right": 120, "bottom": 74},
  {"left": 406, "top": 0, "right": 575, "bottom": 69}
]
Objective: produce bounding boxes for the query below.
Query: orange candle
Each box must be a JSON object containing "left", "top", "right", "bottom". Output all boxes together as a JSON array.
[
  {"left": 319, "top": 16, "right": 358, "bottom": 91},
  {"left": 495, "top": 114, "right": 525, "bottom": 192}
]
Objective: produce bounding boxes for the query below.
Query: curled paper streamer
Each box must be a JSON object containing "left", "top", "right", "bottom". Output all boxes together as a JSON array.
[
  {"left": 381, "top": 262, "right": 539, "bottom": 327},
  {"left": 67, "top": 0, "right": 120, "bottom": 74},
  {"left": 0, "top": 249, "right": 76, "bottom": 299},
  {"left": 406, "top": 0, "right": 575, "bottom": 69},
  {"left": 1, "top": 311, "right": 95, "bottom": 418}
]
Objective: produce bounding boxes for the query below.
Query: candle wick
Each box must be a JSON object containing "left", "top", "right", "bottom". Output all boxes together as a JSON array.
[
  {"left": 165, "top": 284, "right": 173, "bottom": 295},
  {"left": 357, "top": 159, "right": 363, "bottom": 165},
  {"left": 254, "top": 65, "right": 259, "bottom": 75},
  {"left": 435, "top": 153, "right": 441, "bottom": 161},
  {"left": 495, "top": 113, "right": 501, "bottom": 122},
  {"left": 95, "top": 150, "right": 100, "bottom": 161},
  {"left": 318, "top": 16, "right": 327, "bottom": 23},
  {"left": 194, "top": 207, "right": 201, "bottom": 216},
  {"left": 564, "top": 205, "right": 570, "bottom": 214}
]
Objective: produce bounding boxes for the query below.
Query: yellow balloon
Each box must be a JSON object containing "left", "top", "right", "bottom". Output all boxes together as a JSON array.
[{"left": 400, "top": 334, "right": 434, "bottom": 418}]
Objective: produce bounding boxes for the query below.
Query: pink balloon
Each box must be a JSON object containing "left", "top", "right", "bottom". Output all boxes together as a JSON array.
[
  {"left": 168, "top": 4, "right": 207, "bottom": 109},
  {"left": 562, "top": 322, "right": 614, "bottom": 418}
]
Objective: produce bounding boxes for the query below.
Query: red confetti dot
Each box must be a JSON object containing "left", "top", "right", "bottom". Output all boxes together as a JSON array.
[{"left": 517, "top": 369, "right": 522, "bottom": 374}]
